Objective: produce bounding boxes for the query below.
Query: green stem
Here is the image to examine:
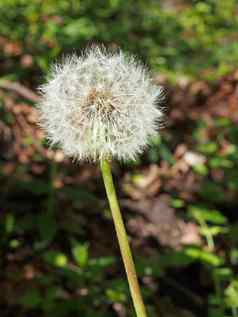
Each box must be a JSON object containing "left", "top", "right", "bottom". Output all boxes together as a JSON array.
[{"left": 100, "top": 159, "right": 148, "bottom": 317}]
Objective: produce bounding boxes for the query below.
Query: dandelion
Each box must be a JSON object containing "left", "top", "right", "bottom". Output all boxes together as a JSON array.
[
  {"left": 38, "top": 46, "right": 164, "bottom": 317},
  {"left": 38, "top": 46, "right": 163, "bottom": 162}
]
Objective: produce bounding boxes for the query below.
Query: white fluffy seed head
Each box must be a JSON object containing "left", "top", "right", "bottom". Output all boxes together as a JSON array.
[{"left": 38, "top": 46, "right": 164, "bottom": 162}]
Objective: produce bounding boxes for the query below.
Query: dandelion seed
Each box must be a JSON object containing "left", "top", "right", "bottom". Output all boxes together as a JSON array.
[{"left": 38, "top": 46, "right": 163, "bottom": 162}]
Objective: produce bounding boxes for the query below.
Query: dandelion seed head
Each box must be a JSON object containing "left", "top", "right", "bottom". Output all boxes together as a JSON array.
[{"left": 38, "top": 46, "right": 164, "bottom": 161}]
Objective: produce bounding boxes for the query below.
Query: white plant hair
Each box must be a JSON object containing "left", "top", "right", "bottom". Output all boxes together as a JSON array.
[{"left": 38, "top": 46, "right": 164, "bottom": 162}]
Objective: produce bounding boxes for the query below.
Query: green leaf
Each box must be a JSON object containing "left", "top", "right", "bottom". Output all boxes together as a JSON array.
[
  {"left": 230, "top": 249, "right": 238, "bottom": 265},
  {"left": 209, "top": 157, "right": 234, "bottom": 168},
  {"left": 63, "top": 18, "right": 96, "bottom": 40},
  {"left": 72, "top": 242, "right": 89, "bottom": 268},
  {"left": 106, "top": 288, "right": 126, "bottom": 303},
  {"left": 225, "top": 280, "right": 238, "bottom": 308},
  {"left": 200, "top": 226, "right": 228, "bottom": 237},
  {"left": 89, "top": 256, "right": 115, "bottom": 271},
  {"left": 184, "top": 246, "right": 224, "bottom": 266},
  {"left": 43, "top": 250, "right": 68, "bottom": 268},
  {"left": 160, "top": 251, "right": 195, "bottom": 268},
  {"left": 188, "top": 205, "right": 227, "bottom": 225},
  {"left": 9, "top": 239, "right": 20, "bottom": 248},
  {"left": 171, "top": 198, "right": 185, "bottom": 208},
  {"left": 213, "top": 267, "right": 233, "bottom": 281},
  {"left": 198, "top": 142, "right": 218, "bottom": 155},
  {"left": 193, "top": 163, "right": 208, "bottom": 176}
]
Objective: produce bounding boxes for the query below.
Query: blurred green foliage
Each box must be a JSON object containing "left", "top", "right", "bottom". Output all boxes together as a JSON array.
[
  {"left": 1, "top": 1, "right": 238, "bottom": 317},
  {"left": 1, "top": 116, "right": 238, "bottom": 316},
  {"left": 0, "top": 0, "right": 238, "bottom": 81}
]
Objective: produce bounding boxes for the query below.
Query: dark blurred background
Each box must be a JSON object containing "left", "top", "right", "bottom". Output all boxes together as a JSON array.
[{"left": 0, "top": 1, "right": 238, "bottom": 317}]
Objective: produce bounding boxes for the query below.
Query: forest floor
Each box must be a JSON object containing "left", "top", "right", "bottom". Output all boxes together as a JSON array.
[{"left": 1, "top": 71, "right": 238, "bottom": 317}]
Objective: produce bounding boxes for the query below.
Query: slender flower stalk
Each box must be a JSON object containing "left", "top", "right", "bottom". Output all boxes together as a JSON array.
[
  {"left": 38, "top": 46, "right": 164, "bottom": 317},
  {"left": 101, "top": 158, "right": 148, "bottom": 317}
]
